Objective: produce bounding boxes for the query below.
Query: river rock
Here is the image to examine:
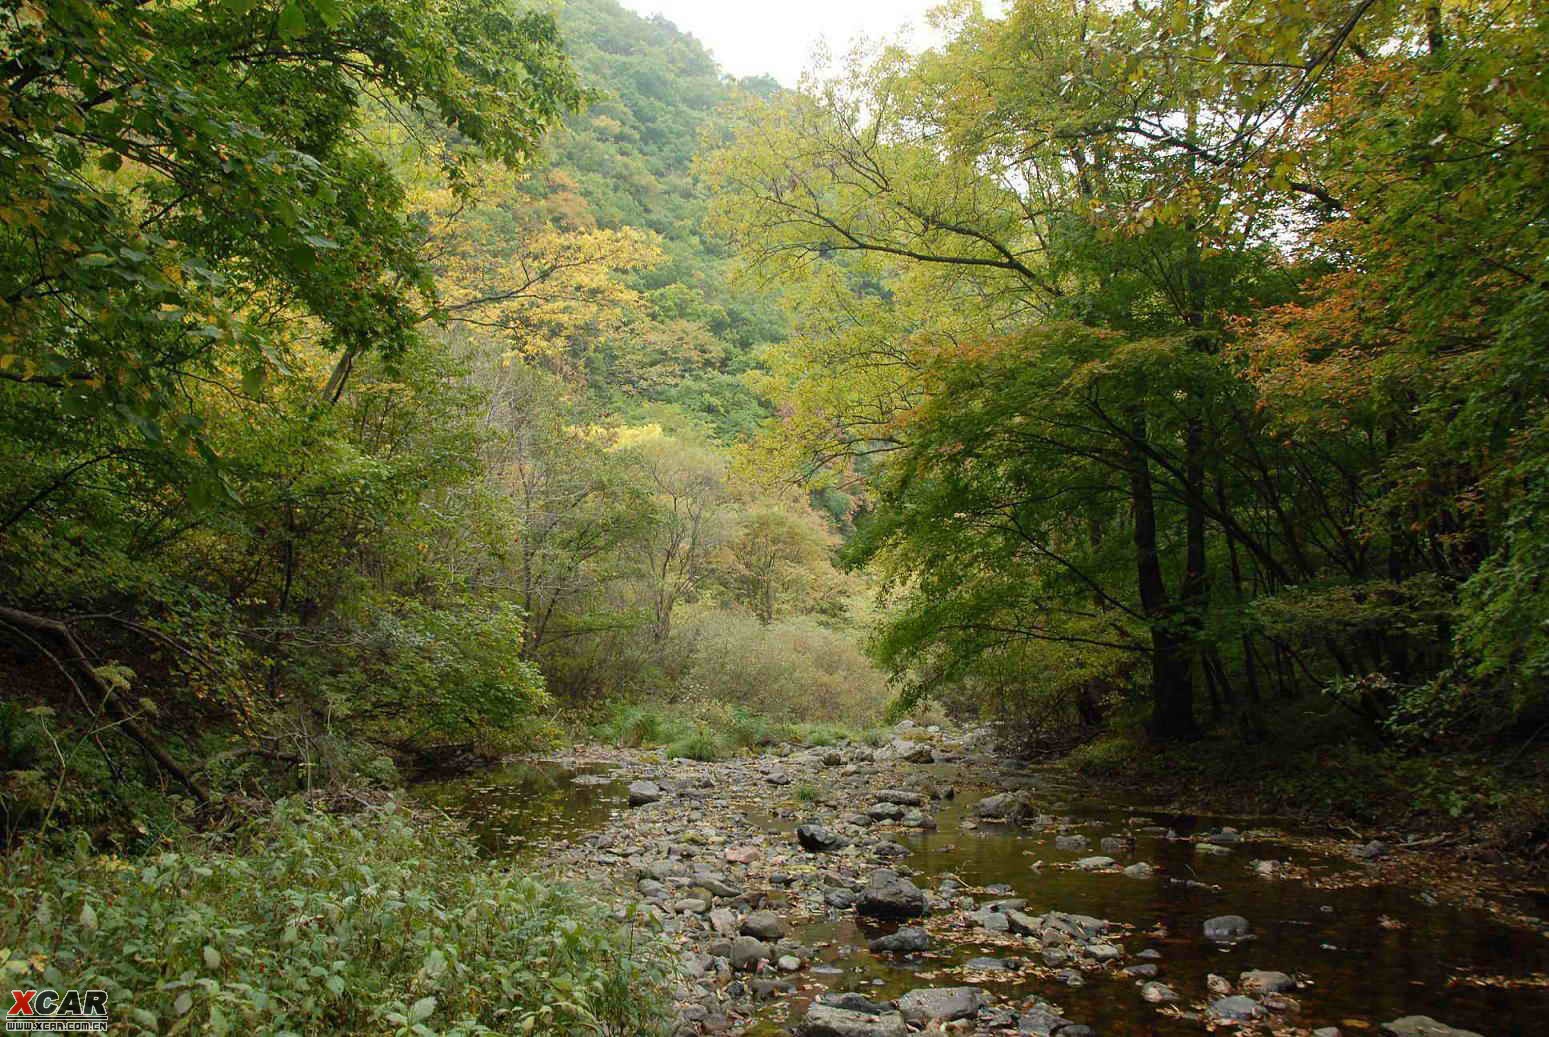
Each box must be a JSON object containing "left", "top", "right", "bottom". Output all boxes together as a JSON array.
[
  {"left": 729, "top": 936, "right": 772, "bottom": 971},
  {"left": 897, "top": 986, "right": 986, "bottom": 1024},
  {"left": 973, "top": 792, "right": 1029, "bottom": 820},
  {"left": 799, "top": 1004, "right": 908, "bottom": 1037},
  {"left": 1074, "top": 855, "right": 1116, "bottom": 870},
  {"left": 708, "top": 907, "right": 738, "bottom": 936},
  {"left": 1380, "top": 1018, "right": 1484, "bottom": 1037},
  {"left": 867, "top": 802, "right": 905, "bottom": 821},
  {"left": 1141, "top": 981, "right": 1180, "bottom": 1003},
  {"left": 627, "top": 780, "right": 662, "bottom": 806},
  {"left": 970, "top": 908, "right": 1011, "bottom": 931},
  {"left": 1210, "top": 995, "right": 1267, "bottom": 1022},
  {"left": 1123, "top": 862, "right": 1155, "bottom": 879},
  {"left": 858, "top": 869, "right": 927, "bottom": 918},
  {"left": 1240, "top": 969, "right": 1297, "bottom": 994},
  {"left": 869, "top": 926, "right": 931, "bottom": 953},
  {"left": 1017, "top": 1004, "right": 1075, "bottom": 1035},
  {"left": 740, "top": 909, "right": 787, "bottom": 940},
  {"left": 1203, "top": 914, "right": 1251, "bottom": 941},
  {"left": 1054, "top": 834, "right": 1090, "bottom": 851},
  {"left": 797, "top": 823, "right": 848, "bottom": 853},
  {"left": 875, "top": 789, "right": 927, "bottom": 806}
]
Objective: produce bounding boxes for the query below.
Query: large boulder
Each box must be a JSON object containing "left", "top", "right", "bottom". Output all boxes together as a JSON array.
[
  {"left": 799, "top": 1004, "right": 908, "bottom": 1037},
  {"left": 797, "top": 823, "right": 849, "bottom": 853},
  {"left": 875, "top": 789, "right": 927, "bottom": 806},
  {"left": 740, "top": 909, "right": 788, "bottom": 941},
  {"left": 626, "top": 780, "right": 662, "bottom": 806},
  {"left": 972, "top": 792, "right": 1029, "bottom": 820},
  {"left": 729, "top": 935, "right": 772, "bottom": 972},
  {"left": 858, "top": 868, "right": 927, "bottom": 919},
  {"left": 897, "top": 987, "right": 986, "bottom": 1025}
]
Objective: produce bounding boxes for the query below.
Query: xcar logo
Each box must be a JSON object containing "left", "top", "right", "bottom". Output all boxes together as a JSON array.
[{"left": 6, "top": 990, "right": 108, "bottom": 1033}]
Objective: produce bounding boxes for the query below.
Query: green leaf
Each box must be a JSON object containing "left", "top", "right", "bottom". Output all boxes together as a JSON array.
[
  {"left": 203, "top": 945, "right": 222, "bottom": 970},
  {"left": 409, "top": 996, "right": 436, "bottom": 1022},
  {"left": 277, "top": 0, "right": 307, "bottom": 39}
]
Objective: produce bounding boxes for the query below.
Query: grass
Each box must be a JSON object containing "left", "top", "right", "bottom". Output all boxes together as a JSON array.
[{"left": 592, "top": 701, "right": 888, "bottom": 760}]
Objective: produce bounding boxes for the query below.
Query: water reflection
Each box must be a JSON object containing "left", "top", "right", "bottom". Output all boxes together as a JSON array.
[{"left": 412, "top": 759, "right": 624, "bottom": 857}]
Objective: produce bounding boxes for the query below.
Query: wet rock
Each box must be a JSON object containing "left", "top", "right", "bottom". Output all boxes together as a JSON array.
[
  {"left": 797, "top": 823, "right": 848, "bottom": 853},
  {"left": 1122, "top": 862, "right": 1155, "bottom": 879},
  {"left": 969, "top": 908, "right": 1012, "bottom": 932},
  {"left": 897, "top": 986, "right": 986, "bottom": 1024},
  {"left": 1044, "top": 911, "right": 1110, "bottom": 940},
  {"left": 973, "top": 792, "right": 1029, "bottom": 820},
  {"left": 1086, "top": 943, "right": 1122, "bottom": 962},
  {"left": 798, "top": 1003, "right": 908, "bottom": 1037},
  {"left": 825, "top": 888, "right": 860, "bottom": 909},
  {"left": 900, "top": 808, "right": 936, "bottom": 829},
  {"left": 1054, "top": 834, "right": 1090, "bottom": 851},
  {"left": 1203, "top": 914, "right": 1251, "bottom": 941},
  {"left": 967, "top": 956, "right": 1012, "bottom": 971},
  {"left": 1121, "top": 963, "right": 1158, "bottom": 978},
  {"left": 1380, "top": 1018, "right": 1484, "bottom": 1037},
  {"left": 1196, "top": 843, "right": 1234, "bottom": 856},
  {"left": 1100, "top": 835, "right": 1132, "bottom": 853},
  {"left": 1141, "top": 981, "right": 1180, "bottom": 1003},
  {"left": 867, "top": 802, "right": 905, "bottom": 822},
  {"left": 1207, "top": 973, "right": 1233, "bottom": 996},
  {"left": 858, "top": 868, "right": 927, "bottom": 918},
  {"left": 729, "top": 936, "right": 772, "bottom": 971},
  {"left": 872, "top": 840, "right": 911, "bottom": 858},
  {"left": 1210, "top": 996, "right": 1267, "bottom": 1022},
  {"left": 1074, "top": 855, "right": 1116, "bottom": 870},
  {"left": 1006, "top": 910, "right": 1041, "bottom": 935},
  {"left": 1206, "top": 828, "right": 1243, "bottom": 845},
  {"left": 741, "top": 909, "right": 788, "bottom": 941},
  {"left": 1240, "top": 969, "right": 1296, "bottom": 994},
  {"left": 627, "top": 780, "right": 663, "bottom": 806},
  {"left": 777, "top": 954, "right": 802, "bottom": 972},
  {"left": 869, "top": 926, "right": 931, "bottom": 953},
  {"left": 1017, "top": 1004, "right": 1074, "bottom": 1035}
]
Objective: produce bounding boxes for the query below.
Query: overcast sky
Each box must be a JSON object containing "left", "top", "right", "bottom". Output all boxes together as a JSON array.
[{"left": 617, "top": 1, "right": 1001, "bottom": 87}]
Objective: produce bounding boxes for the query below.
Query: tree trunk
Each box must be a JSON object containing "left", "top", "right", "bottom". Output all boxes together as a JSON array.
[{"left": 1128, "top": 416, "right": 1197, "bottom": 740}]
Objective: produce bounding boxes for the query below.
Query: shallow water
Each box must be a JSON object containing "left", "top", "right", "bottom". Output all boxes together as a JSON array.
[{"left": 416, "top": 757, "right": 1549, "bottom": 1035}]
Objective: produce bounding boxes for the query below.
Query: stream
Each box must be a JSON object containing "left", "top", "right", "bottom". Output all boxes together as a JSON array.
[{"left": 413, "top": 730, "right": 1548, "bottom": 1036}]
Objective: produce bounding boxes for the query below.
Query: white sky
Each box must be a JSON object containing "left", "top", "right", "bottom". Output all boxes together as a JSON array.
[{"left": 617, "top": 1, "right": 1002, "bottom": 87}]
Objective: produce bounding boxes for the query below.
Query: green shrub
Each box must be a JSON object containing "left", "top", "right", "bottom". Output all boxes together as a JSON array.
[
  {"left": 596, "top": 705, "right": 671, "bottom": 748},
  {"left": 665, "top": 727, "right": 724, "bottom": 761},
  {"left": 0, "top": 801, "right": 674, "bottom": 1036}
]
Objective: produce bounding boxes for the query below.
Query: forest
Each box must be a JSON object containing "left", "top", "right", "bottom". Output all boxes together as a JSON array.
[{"left": 1, "top": 0, "right": 1545, "bottom": 1034}]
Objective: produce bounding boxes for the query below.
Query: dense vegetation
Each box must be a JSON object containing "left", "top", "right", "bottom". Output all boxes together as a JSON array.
[
  {"left": 2, "top": 0, "right": 1547, "bottom": 1027},
  {"left": 707, "top": 0, "right": 1548, "bottom": 780}
]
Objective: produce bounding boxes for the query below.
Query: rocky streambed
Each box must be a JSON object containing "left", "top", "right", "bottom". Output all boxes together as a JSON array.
[{"left": 413, "top": 725, "right": 1549, "bottom": 1036}]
